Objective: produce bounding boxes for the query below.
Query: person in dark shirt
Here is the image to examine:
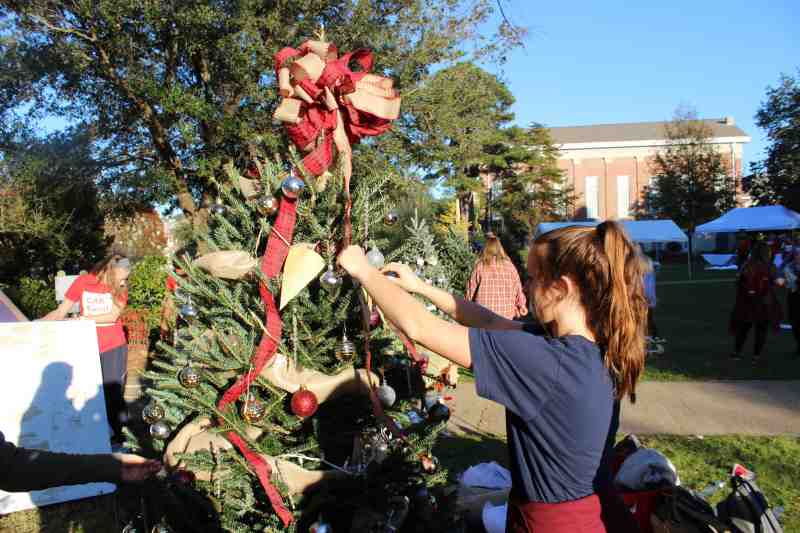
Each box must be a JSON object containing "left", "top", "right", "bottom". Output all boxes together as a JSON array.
[
  {"left": 0, "top": 430, "right": 161, "bottom": 492},
  {"left": 338, "top": 220, "right": 646, "bottom": 532}
]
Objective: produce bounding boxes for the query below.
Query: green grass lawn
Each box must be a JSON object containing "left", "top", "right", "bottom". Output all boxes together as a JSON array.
[
  {"left": 644, "top": 263, "right": 800, "bottom": 381},
  {"left": 435, "top": 431, "right": 799, "bottom": 532},
  {"left": 641, "top": 435, "right": 800, "bottom": 532}
]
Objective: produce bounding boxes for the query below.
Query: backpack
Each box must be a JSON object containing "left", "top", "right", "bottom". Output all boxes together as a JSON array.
[
  {"left": 741, "top": 264, "right": 770, "bottom": 299},
  {"left": 716, "top": 476, "right": 783, "bottom": 533},
  {"left": 651, "top": 486, "right": 734, "bottom": 533}
]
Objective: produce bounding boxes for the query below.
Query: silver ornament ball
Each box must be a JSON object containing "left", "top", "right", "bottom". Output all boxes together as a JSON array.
[
  {"left": 377, "top": 383, "right": 397, "bottom": 408},
  {"left": 436, "top": 276, "right": 447, "bottom": 286},
  {"left": 309, "top": 520, "right": 333, "bottom": 533},
  {"left": 141, "top": 402, "right": 165, "bottom": 424},
  {"left": 416, "top": 257, "right": 425, "bottom": 267},
  {"left": 383, "top": 211, "right": 399, "bottom": 226},
  {"left": 366, "top": 248, "right": 385, "bottom": 269},
  {"left": 210, "top": 203, "right": 226, "bottom": 215},
  {"left": 427, "top": 401, "right": 451, "bottom": 424},
  {"left": 149, "top": 420, "right": 172, "bottom": 440},
  {"left": 179, "top": 304, "right": 198, "bottom": 322},
  {"left": 423, "top": 390, "right": 441, "bottom": 410},
  {"left": 280, "top": 175, "right": 305, "bottom": 199},
  {"left": 151, "top": 525, "right": 173, "bottom": 533},
  {"left": 178, "top": 365, "right": 202, "bottom": 388},
  {"left": 256, "top": 195, "right": 279, "bottom": 216},
  {"left": 319, "top": 268, "right": 342, "bottom": 290}
]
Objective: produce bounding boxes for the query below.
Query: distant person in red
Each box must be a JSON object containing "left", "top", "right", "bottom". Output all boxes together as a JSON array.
[
  {"left": 159, "top": 266, "right": 186, "bottom": 342},
  {"left": 465, "top": 234, "right": 527, "bottom": 319},
  {"left": 43, "top": 255, "right": 131, "bottom": 443},
  {"left": 729, "top": 242, "right": 784, "bottom": 363},
  {"left": 735, "top": 230, "right": 751, "bottom": 267}
]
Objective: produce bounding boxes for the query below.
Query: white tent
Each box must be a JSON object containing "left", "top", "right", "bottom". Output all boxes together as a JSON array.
[
  {"left": 537, "top": 220, "right": 688, "bottom": 244},
  {"left": 695, "top": 206, "right": 800, "bottom": 234}
]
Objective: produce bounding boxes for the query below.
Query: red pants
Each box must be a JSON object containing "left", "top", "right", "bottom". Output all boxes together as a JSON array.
[{"left": 507, "top": 490, "right": 639, "bottom": 533}]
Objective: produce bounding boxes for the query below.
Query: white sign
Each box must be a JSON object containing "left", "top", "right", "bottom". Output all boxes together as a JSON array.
[
  {"left": 54, "top": 274, "right": 81, "bottom": 315},
  {"left": 0, "top": 321, "right": 115, "bottom": 513}
]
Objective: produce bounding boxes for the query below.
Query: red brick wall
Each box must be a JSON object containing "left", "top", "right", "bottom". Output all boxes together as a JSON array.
[{"left": 562, "top": 152, "right": 745, "bottom": 220}]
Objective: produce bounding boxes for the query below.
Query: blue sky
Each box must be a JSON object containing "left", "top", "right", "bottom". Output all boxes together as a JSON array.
[{"left": 494, "top": 0, "right": 799, "bottom": 168}]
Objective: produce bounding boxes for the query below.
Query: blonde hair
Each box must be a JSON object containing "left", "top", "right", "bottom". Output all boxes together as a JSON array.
[
  {"left": 532, "top": 221, "right": 647, "bottom": 400},
  {"left": 480, "top": 234, "right": 511, "bottom": 266},
  {"left": 89, "top": 254, "right": 130, "bottom": 301}
]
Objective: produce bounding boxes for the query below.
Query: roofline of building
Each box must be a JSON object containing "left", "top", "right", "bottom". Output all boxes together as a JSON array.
[{"left": 555, "top": 136, "right": 751, "bottom": 151}]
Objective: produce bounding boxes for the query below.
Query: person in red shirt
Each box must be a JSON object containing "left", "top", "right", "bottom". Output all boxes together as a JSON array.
[
  {"left": 465, "top": 233, "right": 527, "bottom": 319},
  {"left": 43, "top": 255, "right": 131, "bottom": 443},
  {"left": 159, "top": 266, "right": 186, "bottom": 342}
]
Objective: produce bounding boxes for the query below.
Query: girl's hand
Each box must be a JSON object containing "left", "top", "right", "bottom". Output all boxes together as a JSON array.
[
  {"left": 380, "top": 263, "right": 425, "bottom": 294},
  {"left": 337, "top": 246, "right": 371, "bottom": 280}
]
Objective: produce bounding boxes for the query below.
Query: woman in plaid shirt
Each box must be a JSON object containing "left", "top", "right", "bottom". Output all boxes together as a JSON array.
[{"left": 466, "top": 234, "right": 528, "bottom": 319}]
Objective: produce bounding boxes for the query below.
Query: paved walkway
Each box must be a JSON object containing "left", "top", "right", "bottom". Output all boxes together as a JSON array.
[{"left": 447, "top": 380, "right": 800, "bottom": 437}]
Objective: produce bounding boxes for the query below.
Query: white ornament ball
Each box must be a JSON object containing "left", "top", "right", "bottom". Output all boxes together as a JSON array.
[
  {"left": 366, "top": 248, "right": 385, "bottom": 269},
  {"left": 416, "top": 257, "right": 425, "bottom": 267},
  {"left": 377, "top": 383, "right": 397, "bottom": 408}
]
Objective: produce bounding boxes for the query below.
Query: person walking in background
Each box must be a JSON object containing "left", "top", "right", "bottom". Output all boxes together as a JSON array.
[
  {"left": 639, "top": 248, "right": 664, "bottom": 354},
  {"left": 729, "top": 242, "right": 783, "bottom": 363},
  {"left": 781, "top": 250, "right": 800, "bottom": 357},
  {"left": 465, "top": 233, "right": 527, "bottom": 319},
  {"left": 43, "top": 255, "right": 131, "bottom": 444}
]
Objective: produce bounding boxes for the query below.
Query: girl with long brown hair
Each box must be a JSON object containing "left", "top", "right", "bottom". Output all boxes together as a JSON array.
[
  {"left": 43, "top": 254, "right": 131, "bottom": 444},
  {"left": 466, "top": 233, "right": 528, "bottom": 319},
  {"left": 338, "top": 220, "right": 645, "bottom": 532}
]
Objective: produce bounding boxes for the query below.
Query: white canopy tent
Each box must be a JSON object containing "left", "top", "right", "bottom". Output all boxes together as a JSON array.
[
  {"left": 695, "top": 205, "right": 800, "bottom": 234},
  {"left": 537, "top": 219, "right": 688, "bottom": 244},
  {"left": 537, "top": 219, "right": 690, "bottom": 274}
]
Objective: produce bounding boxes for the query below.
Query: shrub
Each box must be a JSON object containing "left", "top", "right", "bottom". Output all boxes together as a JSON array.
[
  {"left": 126, "top": 255, "right": 168, "bottom": 333},
  {"left": 7, "top": 277, "right": 56, "bottom": 319}
]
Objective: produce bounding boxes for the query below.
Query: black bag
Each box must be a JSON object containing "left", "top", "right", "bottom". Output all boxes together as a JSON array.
[
  {"left": 651, "top": 486, "right": 733, "bottom": 533},
  {"left": 716, "top": 476, "right": 783, "bottom": 533}
]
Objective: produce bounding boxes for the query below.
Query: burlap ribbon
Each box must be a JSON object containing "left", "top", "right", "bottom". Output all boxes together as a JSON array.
[{"left": 272, "top": 40, "right": 401, "bottom": 245}]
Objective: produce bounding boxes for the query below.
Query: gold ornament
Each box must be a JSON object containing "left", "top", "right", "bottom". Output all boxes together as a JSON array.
[
  {"left": 142, "top": 402, "right": 165, "bottom": 424},
  {"left": 178, "top": 365, "right": 202, "bottom": 388},
  {"left": 240, "top": 393, "right": 266, "bottom": 424},
  {"left": 335, "top": 332, "right": 356, "bottom": 362}
]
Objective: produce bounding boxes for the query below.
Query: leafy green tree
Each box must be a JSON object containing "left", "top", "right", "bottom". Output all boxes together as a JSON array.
[
  {"left": 747, "top": 70, "right": 800, "bottom": 211},
  {"left": 0, "top": 1, "right": 523, "bottom": 229},
  {"left": 637, "top": 107, "right": 737, "bottom": 233},
  {"left": 489, "top": 125, "right": 572, "bottom": 260},
  {"left": 0, "top": 129, "right": 108, "bottom": 284}
]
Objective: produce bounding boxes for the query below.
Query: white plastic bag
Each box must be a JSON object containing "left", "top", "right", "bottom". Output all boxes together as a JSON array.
[{"left": 615, "top": 448, "right": 680, "bottom": 490}]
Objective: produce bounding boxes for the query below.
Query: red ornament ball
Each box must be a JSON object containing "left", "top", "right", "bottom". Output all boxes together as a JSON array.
[
  {"left": 291, "top": 387, "right": 319, "bottom": 418},
  {"left": 369, "top": 306, "right": 382, "bottom": 329},
  {"left": 171, "top": 469, "right": 196, "bottom": 485}
]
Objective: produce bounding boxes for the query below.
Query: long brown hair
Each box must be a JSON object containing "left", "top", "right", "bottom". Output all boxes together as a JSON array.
[
  {"left": 89, "top": 254, "right": 129, "bottom": 301},
  {"left": 480, "top": 234, "right": 511, "bottom": 266},
  {"left": 532, "top": 221, "right": 647, "bottom": 400}
]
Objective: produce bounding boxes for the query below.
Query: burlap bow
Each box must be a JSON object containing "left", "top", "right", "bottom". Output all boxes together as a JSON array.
[{"left": 272, "top": 39, "right": 401, "bottom": 245}]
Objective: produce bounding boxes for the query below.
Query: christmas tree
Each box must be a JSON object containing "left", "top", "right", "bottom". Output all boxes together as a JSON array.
[{"left": 125, "top": 37, "right": 461, "bottom": 533}]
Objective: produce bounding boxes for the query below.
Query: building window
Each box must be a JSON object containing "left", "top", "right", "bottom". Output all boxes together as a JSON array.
[
  {"left": 617, "top": 175, "right": 630, "bottom": 219},
  {"left": 585, "top": 176, "right": 599, "bottom": 219}
]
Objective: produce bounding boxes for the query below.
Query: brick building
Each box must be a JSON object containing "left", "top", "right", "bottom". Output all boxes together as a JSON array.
[{"left": 549, "top": 117, "right": 751, "bottom": 220}]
